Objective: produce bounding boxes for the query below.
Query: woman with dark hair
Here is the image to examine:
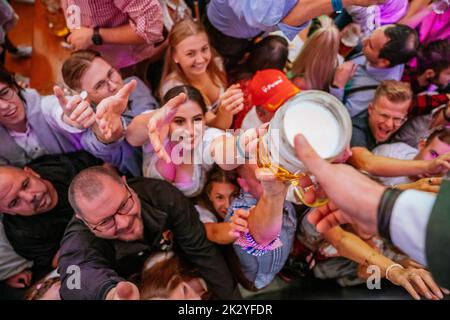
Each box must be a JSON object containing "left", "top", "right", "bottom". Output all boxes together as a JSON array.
[
  {"left": 126, "top": 84, "right": 260, "bottom": 198},
  {"left": 195, "top": 165, "right": 244, "bottom": 244}
]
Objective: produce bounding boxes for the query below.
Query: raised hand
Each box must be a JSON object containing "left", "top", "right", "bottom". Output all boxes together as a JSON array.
[
  {"left": 54, "top": 86, "right": 96, "bottom": 129},
  {"left": 218, "top": 84, "right": 244, "bottom": 116},
  {"left": 95, "top": 80, "right": 137, "bottom": 140},
  {"left": 148, "top": 92, "right": 187, "bottom": 163},
  {"left": 229, "top": 208, "right": 251, "bottom": 238}
]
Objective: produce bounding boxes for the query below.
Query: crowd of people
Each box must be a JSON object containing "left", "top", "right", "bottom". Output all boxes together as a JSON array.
[{"left": 0, "top": 0, "right": 449, "bottom": 300}]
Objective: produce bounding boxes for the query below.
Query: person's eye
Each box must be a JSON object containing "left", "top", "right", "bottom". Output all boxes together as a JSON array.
[
  {"left": 23, "top": 179, "right": 30, "bottom": 190},
  {"left": 186, "top": 52, "right": 194, "bottom": 57},
  {"left": 216, "top": 195, "right": 224, "bottom": 200},
  {"left": 174, "top": 119, "right": 184, "bottom": 125},
  {"left": 95, "top": 81, "right": 106, "bottom": 91},
  {"left": 194, "top": 117, "right": 203, "bottom": 122},
  {"left": 201, "top": 46, "right": 209, "bottom": 53},
  {"left": 9, "top": 199, "right": 20, "bottom": 208},
  {"left": 430, "top": 150, "right": 439, "bottom": 159}
]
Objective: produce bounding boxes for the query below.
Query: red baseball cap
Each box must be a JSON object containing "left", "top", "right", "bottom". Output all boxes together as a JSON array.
[{"left": 248, "top": 69, "right": 300, "bottom": 113}]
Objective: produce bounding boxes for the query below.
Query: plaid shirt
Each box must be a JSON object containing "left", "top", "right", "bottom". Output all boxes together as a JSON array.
[
  {"left": 62, "top": 0, "right": 164, "bottom": 68},
  {"left": 227, "top": 191, "right": 283, "bottom": 257},
  {"left": 409, "top": 94, "right": 449, "bottom": 118},
  {"left": 402, "top": 67, "right": 449, "bottom": 117}
]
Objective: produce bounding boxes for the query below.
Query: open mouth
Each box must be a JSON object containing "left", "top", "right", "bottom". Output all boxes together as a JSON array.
[{"left": 36, "top": 195, "right": 48, "bottom": 211}]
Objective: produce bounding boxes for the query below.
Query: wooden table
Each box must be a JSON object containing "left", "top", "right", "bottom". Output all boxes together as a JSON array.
[{"left": 30, "top": 0, "right": 71, "bottom": 95}]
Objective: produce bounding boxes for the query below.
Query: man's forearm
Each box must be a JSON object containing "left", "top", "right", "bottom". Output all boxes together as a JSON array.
[
  {"left": 99, "top": 25, "right": 146, "bottom": 45},
  {"left": 350, "top": 148, "right": 427, "bottom": 177},
  {"left": 248, "top": 190, "right": 287, "bottom": 246},
  {"left": 283, "top": 0, "right": 363, "bottom": 27}
]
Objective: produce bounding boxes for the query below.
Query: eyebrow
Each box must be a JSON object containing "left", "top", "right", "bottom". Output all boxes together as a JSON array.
[
  {"left": 93, "top": 68, "right": 114, "bottom": 89},
  {"left": 0, "top": 87, "right": 10, "bottom": 95},
  {"left": 91, "top": 187, "right": 130, "bottom": 225}
]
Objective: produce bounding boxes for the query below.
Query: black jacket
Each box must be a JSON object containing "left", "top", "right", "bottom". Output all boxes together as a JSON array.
[
  {"left": 3, "top": 151, "right": 102, "bottom": 279},
  {"left": 58, "top": 177, "right": 241, "bottom": 300}
]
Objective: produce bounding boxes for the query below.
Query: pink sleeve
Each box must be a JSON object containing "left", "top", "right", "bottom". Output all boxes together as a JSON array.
[{"left": 114, "top": 0, "right": 164, "bottom": 44}]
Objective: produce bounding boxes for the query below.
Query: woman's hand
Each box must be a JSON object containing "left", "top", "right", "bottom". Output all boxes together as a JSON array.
[
  {"left": 388, "top": 266, "right": 449, "bottom": 300},
  {"left": 396, "top": 177, "right": 442, "bottom": 193},
  {"left": 228, "top": 208, "right": 251, "bottom": 239},
  {"left": 148, "top": 93, "right": 187, "bottom": 163},
  {"left": 218, "top": 84, "right": 244, "bottom": 116}
]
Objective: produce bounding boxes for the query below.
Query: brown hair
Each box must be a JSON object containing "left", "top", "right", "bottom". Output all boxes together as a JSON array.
[
  {"left": 24, "top": 277, "right": 60, "bottom": 300},
  {"left": 139, "top": 253, "right": 210, "bottom": 300},
  {"left": 426, "top": 126, "right": 450, "bottom": 147},
  {"left": 160, "top": 19, "right": 226, "bottom": 99},
  {"left": 62, "top": 49, "right": 105, "bottom": 91},
  {"left": 373, "top": 80, "right": 413, "bottom": 104},
  {"left": 196, "top": 165, "right": 239, "bottom": 220},
  {"left": 291, "top": 16, "right": 340, "bottom": 91}
]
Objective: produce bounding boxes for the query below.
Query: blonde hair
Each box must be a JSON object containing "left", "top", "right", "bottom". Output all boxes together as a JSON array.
[
  {"left": 291, "top": 16, "right": 340, "bottom": 91},
  {"left": 373, "top": 80, "right": 413, "bottom": 104},
  {"left": 160, "top": 19, "right": 226, "bottom": 99}
]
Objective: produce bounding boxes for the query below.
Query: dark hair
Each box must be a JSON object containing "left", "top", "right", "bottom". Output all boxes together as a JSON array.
[
  {"left": 229, "top": 35, "right": 289, "bottom": 83},
  {"left": 417, "top": 40, "right": 450, "bottom": 75},
  {"left": 0, "top": 66, "right": 24, "bottom": 101},
  {"left": 379, "top": 24, "right": 419, "bottom": 67},
  {"left": 62, "top": 49, "right": 104, "bottom": 90},
  {"left": 426, "top": 126, "right": 450, "bottom": 146},
  {"left": 68, "top": 166, "right": 123, "bottom": 215},
  {"left": 196, "top": 165, "right": 239, "bottom": 220},
  {"left": 163, "top": 85, "right": 208, "bottom": 115}
]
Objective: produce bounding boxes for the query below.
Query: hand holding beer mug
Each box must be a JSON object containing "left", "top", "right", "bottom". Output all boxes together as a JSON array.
[{"left": 255, "top": 91, "right": 352, "bottom": 207}]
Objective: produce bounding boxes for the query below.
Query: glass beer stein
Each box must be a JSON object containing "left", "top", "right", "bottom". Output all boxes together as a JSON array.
[{"left": 256, "top": 90, "right": 352, "bottom": 207}]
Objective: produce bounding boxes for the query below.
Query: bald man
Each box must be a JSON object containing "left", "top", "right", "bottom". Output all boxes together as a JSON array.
[{"left": 0, "top": 151, "right": 102, "bottom": 281}]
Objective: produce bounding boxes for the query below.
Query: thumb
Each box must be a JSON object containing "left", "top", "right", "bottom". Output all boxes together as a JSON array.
[
  {"left": 294, "top": 134, "right": 328, "bottom": 175},
  {"left": 115, "top": 282, "right": 140, "bottom": 300},
  {"left": 53, "top": 86, "right": 68, "bottom": 109},
  {"left": 116, "top": 79, "right": 137, "bottom": 100}
]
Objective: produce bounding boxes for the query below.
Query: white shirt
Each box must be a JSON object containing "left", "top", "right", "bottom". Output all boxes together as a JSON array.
[
  {"left": 372, "top": 142, "right": 419, "bottom": 186},
  {"left": 195, "top": 205, "right": 219, "bottom": 224},
  {"left": 390, "top": 190, "right": 436, "bottom": 266}
]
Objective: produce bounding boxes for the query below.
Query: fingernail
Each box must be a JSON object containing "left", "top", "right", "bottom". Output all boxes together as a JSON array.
[
  {"left": 426, "top": 293, "right": 432, "bottom": 300},
  {"left": 438, "top": 291, "right": 444, "bottom": 299}
]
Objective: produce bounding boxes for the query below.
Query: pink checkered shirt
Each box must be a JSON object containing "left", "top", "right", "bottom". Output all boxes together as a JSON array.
[{"left": 62, "top": 0, "right": 164, "bottom": 68}]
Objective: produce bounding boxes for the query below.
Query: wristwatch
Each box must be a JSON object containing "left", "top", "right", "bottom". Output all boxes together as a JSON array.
[{"left": 92, "top": 27, "right": 103, "bottom": 45}]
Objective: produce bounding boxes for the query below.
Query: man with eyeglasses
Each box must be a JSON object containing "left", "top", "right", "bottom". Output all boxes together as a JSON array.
[
  {"left": 58, "top": 166, "right": 241, "bottom": 300},
  {"left": 349, "top": 80, "right": 450, "bottom": 181},
  {"left": 0, "top": 67, "right": 83, "bottom": 167},
  {"left": 0, "top": 151, "right": 102, "bottom": 299}
]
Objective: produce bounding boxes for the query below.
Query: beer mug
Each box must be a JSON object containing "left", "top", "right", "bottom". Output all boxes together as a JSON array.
[{"left": 256, "top": 90, "right": 352, "bottom": 207}]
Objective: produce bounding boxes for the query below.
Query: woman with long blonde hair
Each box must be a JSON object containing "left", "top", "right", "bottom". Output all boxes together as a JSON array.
[
  {"left": 160, "top": 19, "right": 243, "bottom": 130},
  {"left": 291, "top": 17, "right": 341, "bottom": 91}
]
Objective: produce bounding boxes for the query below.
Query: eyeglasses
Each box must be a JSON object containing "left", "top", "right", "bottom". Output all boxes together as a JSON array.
[
  {"left": 90, "top": 68, "right": 121, "bottom": 94},
  {"left": 0, "top": 86, "right": 16, "bottom": 101},
  {"left": 84, "top": 184, "right": 135, "bottom": 233},
  {"left": 372, "top": 107, "right": 407, "bottom": 127}
]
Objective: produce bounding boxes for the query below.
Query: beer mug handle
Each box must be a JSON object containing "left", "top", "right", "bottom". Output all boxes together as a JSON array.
[{"left": 291, "top": 173, "right": 328, "bottom": 207}]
